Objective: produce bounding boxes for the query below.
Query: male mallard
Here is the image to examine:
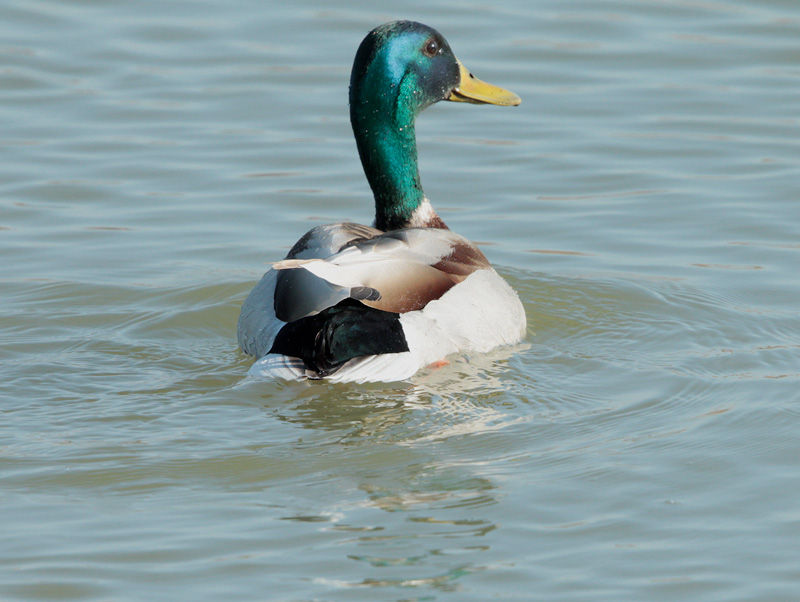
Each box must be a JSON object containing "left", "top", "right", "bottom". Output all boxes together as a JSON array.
[{"left": 238, "top": 20, "right": 526, "bottom": 383}]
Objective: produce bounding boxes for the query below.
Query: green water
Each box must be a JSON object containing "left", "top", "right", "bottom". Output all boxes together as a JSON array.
[{"left": 2, "top": 0, "right": 799, "bottom": 600}]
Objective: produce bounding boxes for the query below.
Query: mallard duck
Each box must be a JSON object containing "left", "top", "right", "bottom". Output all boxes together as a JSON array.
[{"left": 238, "top": 20, "right": 526, "bottom": 383}]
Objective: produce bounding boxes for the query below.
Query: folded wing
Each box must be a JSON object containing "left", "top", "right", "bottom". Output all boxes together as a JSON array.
[{"left": 273, "top": 226, "right": 491, "bottom": 319}]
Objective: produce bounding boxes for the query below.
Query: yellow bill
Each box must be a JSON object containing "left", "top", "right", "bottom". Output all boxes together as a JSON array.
[{"left": 448, "top": 60, "right": 521, "bottom": 106}]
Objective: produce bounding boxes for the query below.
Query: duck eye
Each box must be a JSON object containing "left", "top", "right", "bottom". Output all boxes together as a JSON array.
[{"left": 423, "top": 38, "right": 439, "bottom": 57}]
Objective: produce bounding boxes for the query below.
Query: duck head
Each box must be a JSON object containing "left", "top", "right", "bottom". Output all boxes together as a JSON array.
[{"left": 349, "top": 21, "right": 520, "bottom": 231}]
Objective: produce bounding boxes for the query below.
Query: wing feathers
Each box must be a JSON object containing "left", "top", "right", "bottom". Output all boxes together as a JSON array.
[{"left": 269, "top": 222, "right": 493, "bottom": 333}]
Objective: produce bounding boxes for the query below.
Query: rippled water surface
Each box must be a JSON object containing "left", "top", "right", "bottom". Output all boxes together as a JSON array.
[{"left": 2, "top": 0, "right": 799, "bottom": 600}]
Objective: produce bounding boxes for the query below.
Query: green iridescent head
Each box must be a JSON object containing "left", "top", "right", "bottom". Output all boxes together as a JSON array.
[{"left": 349, "top": 21, "right": 520, "bottom": 231}]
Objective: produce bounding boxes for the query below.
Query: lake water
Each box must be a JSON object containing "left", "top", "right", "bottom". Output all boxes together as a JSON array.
[{"left": 2, "top": 0, "right": 799, "bottom": 600}]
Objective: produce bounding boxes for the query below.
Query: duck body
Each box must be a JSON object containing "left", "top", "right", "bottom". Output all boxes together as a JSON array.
[{"left": 238, "top": 21, "right": 525, "bottom": 383}]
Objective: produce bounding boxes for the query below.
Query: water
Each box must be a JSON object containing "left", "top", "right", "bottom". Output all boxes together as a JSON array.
[{"left": 2, "top": 0, "right": 799, "bottom": 600}]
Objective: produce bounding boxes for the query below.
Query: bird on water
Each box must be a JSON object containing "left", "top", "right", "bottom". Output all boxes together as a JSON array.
[{"left": 238, "top": 20, "right": 526, "bottom": 383}]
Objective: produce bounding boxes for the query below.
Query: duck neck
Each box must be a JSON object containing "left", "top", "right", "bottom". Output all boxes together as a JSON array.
[{"left": 351, "top": 108, "right": 428, "bottom": 231}]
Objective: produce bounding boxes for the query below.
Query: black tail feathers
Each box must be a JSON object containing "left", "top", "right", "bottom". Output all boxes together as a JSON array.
[{"left": 269, "top": 299, "right": 409, "bottom": 377}]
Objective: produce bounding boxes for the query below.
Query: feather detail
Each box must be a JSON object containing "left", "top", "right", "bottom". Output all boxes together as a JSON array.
[
  {"left": 273, "top": 257, "right": 365, "bottom": 289},
  {"left": 271, "top": 258, "right": 317, "bottom": 270},
  {"left": 269, "top": 299, "right": 409, "bottom": 376},
  {"left": 269, "top": 227, "right": 491, "bottom": 316}
]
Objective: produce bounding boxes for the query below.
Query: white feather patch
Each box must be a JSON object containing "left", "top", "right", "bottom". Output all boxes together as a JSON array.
[{"left": 273, "top": 257, "right": 366, "bottom": 289}]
